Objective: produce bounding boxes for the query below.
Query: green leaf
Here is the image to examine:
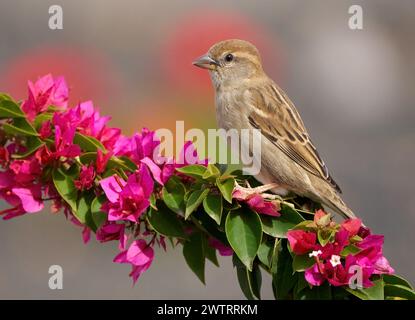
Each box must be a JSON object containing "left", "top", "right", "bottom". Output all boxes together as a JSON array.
[
  {"left": 0, "top": 99, "right": 25, "bottom": 118},
  {"left": 2, "top": 118, "right": 39, "bottom": 136},
  {"left": 261, "top": 205, "right": 304, "bottom": 238},
  {"left": 161, "top": 177, "right": 186, "bottom": 215},
  {"left": 79, "top": 153, "right": 137, "bottom": 172},
  {"left": 216, "top": 177, "right": 235, "bottom": 204},
  {"left": 296, "top": 282, "right": 332, "bottom": 300},
  {"left": 0, "top": 93, "right": 13, "bottom": 101},
  {"left": 202, "top": 164, "right": 221, "bottom": 180},
  {"left": 91, "top": 195, "right": 107, "bottom": 229},
  {"left": 203, "top": 193, "right": 223, "bottom": 225},
  {"left": 384, "top": 284, "right": 415, "bottom": 300},
  {"left": 52, "top": 168, "right": 78, "bottom": 214},
  {"left": 116, "top": 156, "right": 138, "bottom": 172},
  {"left": 176, "top": 164, "right": 207, "bottom": 179},
  {"left": 292, "top": 254, "right": 315, "bottom": 272},
  {"left": 273, "top": 240, "right": 297, "bottom": 299},
  {"left": 345, "top": 278, "right": 384, "bottom": 300},
  {"left": 73, "top": 132, "right": 106, "bottom": 152},
  {"left": 233, "top": 254, "right": 262, "bottom": 300},
  {"left": 77, "top": 194, "right": 96, "bottom": 230},
  {"left": 225, "top": 208, "right": 262, "bottom": 271},
  {"left": 185, "top": 189, "right": 209, "bottom": 219},
  {"left": 340, "top": 244, "right": 361, "bottom": 257},
  {"left": 383, "top": 274, "right": 414, "bottom": 290},
  {"left": 192, "top": 210, "right": 229, "bottom": 245},
  {"left": 317, "top": 229, "right": 335, "bottom": 246},
  {"left": 257, "top": 237, "right": 274, "bottom": 268},
  {"left": 33, "top": 112, "right": 53, "bottom": 129},
  {"left": 147, "top": 204, "right": 187, "bottom": 239},
  {"left": 270, "top": 239, "right": 281, "bottom": 273},
  {"left": 204, "top": 241, "right": 219, "bottom": 267},
  {"left": 183, "top": 232, "right": 206, "bottom": 284}
]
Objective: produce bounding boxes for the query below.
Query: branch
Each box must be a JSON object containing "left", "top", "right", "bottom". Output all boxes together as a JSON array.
[{"left": 0, "top": 75, "right": 413, "bottom": 300}]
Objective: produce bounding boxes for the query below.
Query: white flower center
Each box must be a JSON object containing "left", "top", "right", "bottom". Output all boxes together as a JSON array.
[
  {"left": 309, "top": 250, "right": 322, "bottom": 258},
  {"left": 330, "top": 254, "right": 341, "bottom": 267}
]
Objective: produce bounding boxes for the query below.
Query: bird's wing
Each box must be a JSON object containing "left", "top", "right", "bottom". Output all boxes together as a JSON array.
[{"left": 246, "top": 83, "right": 342, "bottom": 193}]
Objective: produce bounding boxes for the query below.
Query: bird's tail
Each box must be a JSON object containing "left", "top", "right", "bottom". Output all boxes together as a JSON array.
[
  {"left": 317, "top": 184, "right": 356, "bottom": 220},
  {"left": 325, "top": 195, "right": 356, "bottom": 220}
]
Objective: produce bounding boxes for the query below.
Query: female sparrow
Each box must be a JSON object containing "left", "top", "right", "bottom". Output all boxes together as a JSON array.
[{"left": 193, "top": 39, "right": 355, "bottom": 219}]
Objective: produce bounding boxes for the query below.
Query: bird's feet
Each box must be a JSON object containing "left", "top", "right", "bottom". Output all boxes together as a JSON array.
[{"left": 233, "top": 181, "right": 282, "bottom": 200}]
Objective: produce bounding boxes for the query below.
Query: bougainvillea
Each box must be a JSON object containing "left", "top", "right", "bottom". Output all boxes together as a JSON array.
[{"left": 0, "top": 74, "right": 413, "bottom": 300}]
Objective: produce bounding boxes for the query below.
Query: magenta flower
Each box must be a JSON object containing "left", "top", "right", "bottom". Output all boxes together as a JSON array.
[
  {"left": 0, "top": 146, "right": 10, "bottom": 166},
  {"left": 39, "top": 120, "right": 52, "bottom": 139},
  {"left": 305, "top": 263, "right": 325, "bottom": 286},
  {"left": 208, "top": 238, "right": 233, "bottom": 256},
  {"left": 113, "top": 239, "right": 154, "bottom": 284},
  {"left": 96, "top": 149, "right": 112, "bottom": 174},
  {"left": 287, "top": 230, "right": 317, "bottom": 255},
  {"left": 355, "top": 235, "right": 394, "bottom": 275},
  {"left": 299, "top": 223, "right": 394, "bottom": 288},
  {"left": 74, "top": 165, "right": 96, "bottom": 190},
  {"left": 22, "top": 74, "right": 68, "bottom": 121},
  {"left": 341, "top": 218, "right": 362, "bottom": 237},
  {"left": 9, "top": 158, "right": 42, "bottom": 184},
  {"left": 113, "top": 128, "right": 159, "bottom": 161},
  {"left": 233, "top": 190, "right": 280, "bottom": 217},
  {"left": 52, "top": 122, "right": 81, "bottom": 159},
  {"left": 0, "top": 171, "right": 44, "bottom": 219},
  {"left": 100, "top": 165, "right": 154, "bottom": 223},
  {"left": 176, "top": 141, "right": 209, "bottom": 167},
  {"left": 96, "top": 222, "right": 127, "bottom": 250},
  {"left": 142, "top": 140, "right": 206, "bottom": 186}
]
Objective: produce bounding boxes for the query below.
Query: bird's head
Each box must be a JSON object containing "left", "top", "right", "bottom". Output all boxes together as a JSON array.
[{"left": 193, "top": 39, "right": 264, "bottom": 88}]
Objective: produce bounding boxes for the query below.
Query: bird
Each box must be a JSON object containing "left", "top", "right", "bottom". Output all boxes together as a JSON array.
[{"left": 192, "top": 39, "right": 355, "bottom": 219}]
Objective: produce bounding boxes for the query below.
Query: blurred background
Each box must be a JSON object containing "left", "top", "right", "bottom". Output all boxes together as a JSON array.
[{"left": 0, "top": 0, "right": 414, "bottom": 299}]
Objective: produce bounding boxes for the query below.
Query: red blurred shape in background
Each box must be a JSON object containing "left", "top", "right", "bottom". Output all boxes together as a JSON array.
[
  {"left": 161, "top": 10, "right": 282, "bottom": 96},
  {"left": 0, "top": 46, "right": 122, "bottom": 107}
]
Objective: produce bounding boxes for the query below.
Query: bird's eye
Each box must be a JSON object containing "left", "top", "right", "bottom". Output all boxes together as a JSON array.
[{"left": 224, "top": 53, "right": 234, "bottom": 62}]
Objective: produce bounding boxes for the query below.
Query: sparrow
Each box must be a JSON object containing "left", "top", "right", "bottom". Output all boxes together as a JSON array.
[{"left": 193, "top": 39, "right": 355, "bottom": 219}]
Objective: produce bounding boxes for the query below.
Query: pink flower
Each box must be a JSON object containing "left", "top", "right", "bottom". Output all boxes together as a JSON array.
[
  {"left": 70, "top": 216, "right": 91, "bottom": 244},
  {"left": 39, "top": 120, "right": 52, "bottom": 139},
  {"left": 208, "top": 238, "right": 233, "bottom": 256},
  {"left": 305, "top": 263, "right": 325, "bottom": 286},
  {"left": 96, "top": 222, "right": 127, "bottom": 250},
  {"left": 341, "top": 218, "right": 362, "bottom": 237},
  {"left": 0, "top": 146, "right": 10, "bottom": 166},
  {"left": 113, "top": 240, "right": 154, "bottom": 284},
  {"left": 9, "top": 158, "right": 42, "bottom": 184},
  {"left": 0, "top": 171, "right": 44, "bottom": 219},
  {"left": 142, "top": 140, "right": 207, "bottom": 186},
  {"left": 52, "top": 120, "right": 81, "bottom": 159},
  {"left": 113, "top": 128, "right": 159, "bottom": 162},
  {"left": 96, "top": 149, "right": 112, "bottom": 174},
  {"left": 317, "top": 228, "right": 350, "bottom": 260},
  {"left": 74, "top": 165, "right": 96, "bottom": 190},
  {"left": 22, "top": 74, "right": 68, "bottom": 121},
  {"left": 176, "top": 141, "right": 209, "bottom": 167},
  {"left": 355, "top": 235, "right": 394, "bottom": 275},
  {"left": 232, "top": 190, "right": 280, "bottom": 217},
  {"left": 287, "top": 230, "right": 317, "bottom": 255},
  {"left": 100, "top": 165, "right": 154, "bottom": 223}
]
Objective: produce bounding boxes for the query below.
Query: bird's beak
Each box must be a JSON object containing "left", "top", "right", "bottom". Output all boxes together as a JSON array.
[{"left": 192, "top": 54, "right": 219, "bottom": 70}]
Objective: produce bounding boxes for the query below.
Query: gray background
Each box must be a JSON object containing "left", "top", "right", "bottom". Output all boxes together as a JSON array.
[{"left": 0, "top": 0, "right": 414, "bottom": 299}]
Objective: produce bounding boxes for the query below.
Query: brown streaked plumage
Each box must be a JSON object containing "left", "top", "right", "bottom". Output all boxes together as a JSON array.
[{"left": 193, "top": 39, "right": 355, "bottom": 219}]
